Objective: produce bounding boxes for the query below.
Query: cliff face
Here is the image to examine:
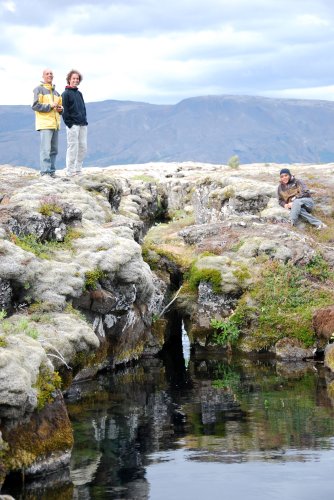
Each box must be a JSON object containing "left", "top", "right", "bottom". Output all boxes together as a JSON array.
[
  {"left": 0, "top": 160, "right": 334, "bottom": 480},
  {"left": 0, "top": 165, "right": 167, "bottom": 478}
]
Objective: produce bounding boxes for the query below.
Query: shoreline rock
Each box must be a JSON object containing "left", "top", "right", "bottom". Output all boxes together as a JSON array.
[{"left": 0, "top": 160, "right": 334, "bottom": 481}]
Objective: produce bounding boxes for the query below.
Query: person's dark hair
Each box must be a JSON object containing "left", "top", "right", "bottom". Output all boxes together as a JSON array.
[
  {"left": 66, "top": 69, "right": 83, "bottom": 85},
  {"left": 279, "top": 168, "right": 291, "bottom": 176}
]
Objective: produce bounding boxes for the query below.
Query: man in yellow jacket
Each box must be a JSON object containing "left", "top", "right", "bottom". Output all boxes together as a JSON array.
[{"left": 32, "top": 68, "right": 63, "bottom": 177}]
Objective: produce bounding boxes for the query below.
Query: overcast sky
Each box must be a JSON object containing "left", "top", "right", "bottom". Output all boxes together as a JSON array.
[{"left": 1, "top": 0, "right": 334, "bottom": 105}]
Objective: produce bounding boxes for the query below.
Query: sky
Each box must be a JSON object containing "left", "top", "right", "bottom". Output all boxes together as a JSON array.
[{"left": 1, "top": 0, "right": 334, "bottom": 106}]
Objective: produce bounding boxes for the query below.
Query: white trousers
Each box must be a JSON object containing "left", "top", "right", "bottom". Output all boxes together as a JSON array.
[{"left": 66, "top": 125, "right": 87, "bottom": 174}]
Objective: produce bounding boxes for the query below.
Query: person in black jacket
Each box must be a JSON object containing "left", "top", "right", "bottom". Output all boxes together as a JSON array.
[{"left": 62, "top": 69, "right": 88, "bottom": 176}]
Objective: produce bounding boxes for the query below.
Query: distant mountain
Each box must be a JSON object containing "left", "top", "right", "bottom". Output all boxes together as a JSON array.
[{"left": 1, "top": 95, "right": 334, "bottom": 168}]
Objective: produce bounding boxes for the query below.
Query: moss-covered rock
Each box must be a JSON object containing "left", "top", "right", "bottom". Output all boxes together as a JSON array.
[
  {"left": 324, "top": 344, "right": 334, "bottom": 373},
  {"left": 0, "top": 393, "right": 73, "bottom": 477}
]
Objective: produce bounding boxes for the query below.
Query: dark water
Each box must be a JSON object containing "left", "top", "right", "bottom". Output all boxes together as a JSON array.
[{"left": 4, "top": 338, "right": 334, "bottom": 500}]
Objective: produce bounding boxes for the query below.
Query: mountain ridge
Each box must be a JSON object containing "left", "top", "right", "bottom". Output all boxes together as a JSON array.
[{"left": 1, "top": 94, "right": 334, "bottom": 168}]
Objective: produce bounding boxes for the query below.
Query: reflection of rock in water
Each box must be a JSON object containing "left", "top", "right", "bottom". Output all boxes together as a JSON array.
[
  {"left": 71, "top": 452, "right": 102, "bottom": 486},
  {"left": 199, "top": 384, "right": 243, "bottom": 425},
  {"left": 64, "top": 359, "right": 178, "bottom": 499},
  {"left": 2, "top": 467, "right": 73, "bottom": 500}
]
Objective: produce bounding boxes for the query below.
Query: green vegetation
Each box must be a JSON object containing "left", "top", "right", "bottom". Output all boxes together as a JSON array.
[
  {"left": 1, "top": 316, "right": 39, "bottom": 339},
  {"left": 38, "top": 195, "right": 63, "bottom": 216},
  {"left": 0, "top": 337, "right": 7, "bottom": 347},
  {"left": 230, "top": 240, "right": 244, "bottom": 252},
  {"left": 210, "top": 317, "right": 240, "bottom": 346},
  {"left": 34, "top": 367, "right": 62, "bottom": 411},
  {"left": 227, "top": 155, "right": 240, "bottom": 169},
  {"left": 83, "top": 268, "right": 107, "bottom": 291},
  {"left": 306, "top": 253, "right": 331, "bottom": 281},
  {"left": 11, "top": 234, "right": 51, "bottom": 259},
  {"left": 0, "top": 310, "right": 8, "bottom": 347},
  {"left": 64, "top": 302, "right": 86, "bottom": 320},
  {"left": 188, "top": 265, "right": 222, "bottom": 293},
  {"left": 11, "top": 227, "right": 83, "bottom": 259},
  {"left": 0, "top": 310, "right": 39, "bottom": 340},
  {"left": 28, "top": 301, "right": 57, "bottom": 315},
  {"left": 233, "top": 263, "right": 251, "bottom": 284},
  {"left": 247, "top": 260, "right": 334, "bottom": 349},
  {"left": 212, "top": 363, "right": 241, "bottom": 390}
]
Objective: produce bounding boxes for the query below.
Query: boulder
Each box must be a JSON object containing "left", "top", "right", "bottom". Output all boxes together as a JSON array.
[
  {"left": 274, "top": 337, "right": 315, "bottom": 361},
  {"left": 324, "top": 343, "right": 334, "bottom": 373},
  {"left": 313, "top": 305, "right": 334, "bottom": 343}
]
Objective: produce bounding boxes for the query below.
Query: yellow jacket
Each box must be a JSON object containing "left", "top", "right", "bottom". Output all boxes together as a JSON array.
[{"left": 32, "top": 83, "right": 62, "bottom": 130}]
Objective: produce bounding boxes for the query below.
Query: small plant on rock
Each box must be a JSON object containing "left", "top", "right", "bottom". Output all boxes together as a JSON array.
[
  {"left": 0, "top": 310, "right": 8, "bottom": 347},
  {"left": 84, "top": 268, "right": 107, "bottom": 291},
  {"left": 188, "top": 265, "right": 222, "bottom": 293},
  {"left": 210, "top": 317, "right": 240, "bottom": 346},
  {"left": 227, "top": 155, "right": 240, "bottom": 169},
  {"left": 38, "top": 195, "right": 63, "bottom": 216},
  {"left": 35, "top": 367, "right": 62, "bottom": 411}
]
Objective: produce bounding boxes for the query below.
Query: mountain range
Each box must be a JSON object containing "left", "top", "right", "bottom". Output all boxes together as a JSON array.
[{"left": 1, "top": 94, "right": 334, "bottom": 168}]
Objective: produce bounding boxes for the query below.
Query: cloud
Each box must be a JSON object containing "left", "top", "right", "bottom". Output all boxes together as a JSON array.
[{"left": 1, "top": 0, "right": 334, "bottom": 105}]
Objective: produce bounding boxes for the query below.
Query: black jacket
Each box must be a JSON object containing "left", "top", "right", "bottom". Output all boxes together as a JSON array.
[{"left": 62, "top": 86, "right": 88, "bottom": 128}]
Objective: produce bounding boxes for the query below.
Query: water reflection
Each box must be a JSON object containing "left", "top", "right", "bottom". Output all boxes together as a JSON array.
[
  {"left": 3, "top": 353, "right": 334, "bottom": 499},
  {"left": 68, "top": 354, "right": 334, "bottom": 499}
]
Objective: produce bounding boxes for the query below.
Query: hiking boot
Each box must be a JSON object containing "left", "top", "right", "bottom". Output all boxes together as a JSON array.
[{"left": 315, "top": 223, "right": 327, "bottom": 230}]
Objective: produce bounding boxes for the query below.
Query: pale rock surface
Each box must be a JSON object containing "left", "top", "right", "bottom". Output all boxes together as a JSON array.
[{"left": 0, "top": 332, "right": 52, "bottom": 419}]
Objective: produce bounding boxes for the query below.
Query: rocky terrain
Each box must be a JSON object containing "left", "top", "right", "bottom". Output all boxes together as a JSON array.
[{"left": 0, "top": 160, "right": 334, "bottom": 484}]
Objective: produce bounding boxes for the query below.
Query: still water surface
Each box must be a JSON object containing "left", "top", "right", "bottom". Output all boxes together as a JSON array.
[
  {"left": 4, "top": 343, "right": 334, "bottom": 499},
  {"left": 66, "top": 348, "right": 334, "bottom": 500}
]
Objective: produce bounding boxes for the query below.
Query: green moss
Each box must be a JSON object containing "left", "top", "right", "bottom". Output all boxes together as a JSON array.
[
  {"left": 151, "top": 318, "right": 167, "bottom": 346},
  {"left": 141, "top": 247, "right": 160, "bottom": 269},
  {"left": 232, "top": 263, "right": 251, "bottom": 284},
  {"left": 150, "top": 246, "right": 194, "bottom": 270},
  {"left": 199, "top": 251, "right": 217, "bottom": 258},
  {"left": 71, "top": 340, "right": 109, "bottom": 372},
  {"left": 114, "top": 342, "right": 145, "bottom": 364},
  {"left": 38, "top": 202, "right": 63, "bottom": 217},
  {"left": 187, "top": 324, "right": 210, "bottom": 345},
  {"left": 83, "top": 268, "right": 108, "bottom": 291},
  {"left": 179, "top": 280, "right": 198, "bottom": 296},
  {"left": 34, "top": 368, "right": 62, "bottom": 411},
  {"left": 0, "top": 311, "right": 8, "bottom": 346},
  {"left": 64, "top": 302, "right": 86, "bottom": 320},
  {"left": 38, "top": 194, "right": 63, "bottom": 216},
  {"left": 3, "top": 398, "right": 73, "bottom": 473},
  {"left": 168, "top": 208, "right": 192, "bottom": 221},
  {"left": 64, "top": 227, "right": 83, "bottom": 243},
  {"left": 0, "top": 336, "right": 8, "bottom": 348},
  {"left": 11, "top": 227, "right": 83, "bottom": 259},
  {"left": 188, "top": 264, "right": 222, "bottom": 293}
]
